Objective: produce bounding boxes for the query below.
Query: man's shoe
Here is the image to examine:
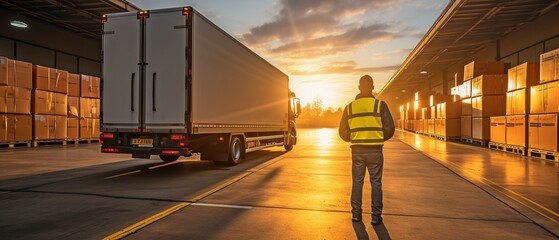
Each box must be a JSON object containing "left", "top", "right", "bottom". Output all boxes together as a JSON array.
[{"left": 371, "top": 217, "right": 383, "bottom": 226}]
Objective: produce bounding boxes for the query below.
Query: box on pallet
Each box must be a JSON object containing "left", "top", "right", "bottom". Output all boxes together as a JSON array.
[
  {"left": 463, "top": 61, "right": 507, "bottom": 81},
  {"left": 506, "top": 115, "right": 527, "bottom": 147},
  {"left": 471, "top": 74, "right": 508, "bottom": 97},
  {"left": 530, "top": 80, "right": 559, "bottom": 114},
  {"left": 81, "top": 75, "right": 101, "bottom": 98},
  {"left": 0, "top": 57, "right": 33, "bottom": 89},
  {"left": 67, "top": 118, "right": 79, "bottom": 139},
  {"left": 540, "top": 48, "right": 559, "bottom": 83},
  {"left": 506, "top": 88, "right": 529, "bottom": 115},
  {"left": 436, "top": 101, "right": 461, "bottom": 119},
  {"left": 0, "top": 86, "right": 31, "bottom": 114},
  {"left": 472, "top": 117, "right": 490, "bottom": 140},
  {"left": 79, "top": 98, "right": 100, "bottom": 119},
  {"left": 461, "top": 116, "right": 472, "bottom": 137},
  {"left": 528, "top": 114, "right": 558, "bottom": 152},
  {"left": 80, "top": 118, "right": 100, "bottom": 139},
  {"left": 67, "top": 96, "right": 80, "bottom": 118},
  {"left": 508, "top": 62, "right": 539, "bottom": 91},
  {"left": 33, "top": 115, "right": 67, "bottom": 140},
  {"left": 489, "top": 116, "right": 506, "bottom": 144},
  {"left": 461, "top": 98, "right": 472, "bottom": 116},
  {"left": 33, "top": 66, "right": 69, "bottom": 94},
  {"left": 0, "top": 114, "right": 32, "bottom": 142},
  {"left": 435, "top": 118, "right": 460, "bottom": 137},
  {"left": 32, "top": 90, "right": 67, "bottom": 116},
  {"left": 471, "top": 95, "right": 505, "bottom": 117},
  {"left": 68, "top": 73, "right": 81, "bottom": 97}
]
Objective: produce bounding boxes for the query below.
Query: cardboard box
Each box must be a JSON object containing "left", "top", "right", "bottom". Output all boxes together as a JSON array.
[
  {"left": 490, "top": 116, "right": 506, "bottom": 144},
  {"left": 0, "top": 114, "right": 32, "bottom": 142},
  {"left": 67, "top": 96, "right": 80, "bottom": 118},
  {"left": 530, "top": 81, "right": 559, "bottom": 114},
  {"left": 32, "top": 90, "right": 67, "bottom": 116},
  {"left": 529, "top": 114, "right": 558, "bottom": 151},
  {"left": 68, "top": 73, "right": 81, "bottom": 97},
  {"left": 464, "top": 61, "right": 507, "bottom": 81},
  {"left": 0, "top": 86, "right": 31, "bottom": 114},
  {"left": 540, "top": 49, "right": 558, "bottom": 83},
  {"left": 506, "top": 115, "right": 527, "bottom": 147},
  {"left": 437, "top": 101, "right": 461, "bottom": 119},
  {"left": 461, "top": 116, "right": 472, "bottom": 137},
  {"left": 79, "top": 98, "right": 99, "bottom": 118},
  {"left": 67, "top": 118, "right": 79, "bottom": 139},
  {"left": 463, "top": 80, "right": 472, "bottom": 98},
  {"left": 508, "top": 62, "right": 539, "bottom": 91},
  {"left": 92, "top": 118, "right": 100, "bottom": 138},
  {"left": 472, "top": 95, "right": 506, "bottom": 117},
  {"left": 430, "top": 106, "right": 436, "bottom": 119},
  {"left": 0, "top": 58, "right": 33, "bottom": 89},
  {"left": 81, "top": 75, "right": 101, "bottom": 98},
  {"left": 506, "top": 88, "right": 529, "bottom": 115},
  {"left": 79, "top": 118, "right": 99, "bottom": 139},
  {"left": 435, "top": 118, "right": 460, "bottom": 137},
  {"left": 421, "top": 107, "right": 430, "bottom": 120},
  {"left": 461, "top": 98, "right": 472, "bottom": 116},
  {"left": 427, "top": 119, "right": 435, "bottom": 134},
  {"left": 472, "top": 117, "right": 490, "bottom": 140},
  {"left": 471, "top": 74, "right": 508, "bottom": 97},
  {"left": 454, "top": 72, "right": 464, "bottom": 86},
  {"left": 33, "top": 66, "right": 68, "bottom": 93},
  {"left": 33, "top": 115, "right": 67, "bottom": 140}
]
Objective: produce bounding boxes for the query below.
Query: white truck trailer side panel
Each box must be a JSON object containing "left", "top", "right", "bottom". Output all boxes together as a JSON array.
[
  {"left": 191, "top": 12, "right": 288, "bottom": 133},
  {"left": 144, "top": 10, "right": 187, "bottom": 130},
  {"left": 102, "top": 13, "right": 141, "bottom": 130}
]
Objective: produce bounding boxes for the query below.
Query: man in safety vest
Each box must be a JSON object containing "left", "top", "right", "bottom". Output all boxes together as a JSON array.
[{"left": 339, "top": 74, "right": 395, "bottom": 226}]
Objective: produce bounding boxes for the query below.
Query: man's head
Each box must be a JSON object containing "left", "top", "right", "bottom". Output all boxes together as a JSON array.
[{"left": 359, "top": 75, "right": 374, "bottom": 93}]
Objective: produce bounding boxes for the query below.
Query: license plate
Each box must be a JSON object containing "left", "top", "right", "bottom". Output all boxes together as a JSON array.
[{"left": 131, "top": 138, "right": 153, "bottom": 147}]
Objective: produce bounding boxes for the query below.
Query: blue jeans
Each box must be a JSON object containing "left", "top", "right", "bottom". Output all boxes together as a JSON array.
[{"left": 351, "top": 151, "right": 384, "bottom": 219}]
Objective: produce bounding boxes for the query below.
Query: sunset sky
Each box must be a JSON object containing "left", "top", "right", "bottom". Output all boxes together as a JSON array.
[{"left": 130, "top": 0, "right": 447, "bottom": 109}]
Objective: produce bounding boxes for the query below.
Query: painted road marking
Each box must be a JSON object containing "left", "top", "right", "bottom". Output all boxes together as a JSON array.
[
  {"left": 147, "top": 160, "right": 187, "bottom": 170},
  {"left": 192, "top": 202, "right": 253, "bottom": 209},
  {"left": 104, "top": 170, "right": 142, "bottom": 180}
]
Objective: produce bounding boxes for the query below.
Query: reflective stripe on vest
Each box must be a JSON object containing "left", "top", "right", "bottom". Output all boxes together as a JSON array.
[{"left": 347, "top": 98, "right": 384, "bottom": 146}]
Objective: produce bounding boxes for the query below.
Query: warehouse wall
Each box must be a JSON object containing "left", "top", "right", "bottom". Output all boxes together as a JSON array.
[{"left": 0, "top": 8, "right": 101, "bottom": 76}]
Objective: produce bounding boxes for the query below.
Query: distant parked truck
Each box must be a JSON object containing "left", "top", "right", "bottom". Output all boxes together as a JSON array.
[{"left": 100, "top": 7, "right": 301, "bottom": 165}]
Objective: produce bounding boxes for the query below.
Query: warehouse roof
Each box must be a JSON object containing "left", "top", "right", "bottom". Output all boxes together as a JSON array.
[
  {"left": 0, "top": 0, "right": 140, "bottom": 39},
  {"left": 377, "top": 0, "right": 559, "bottom": 104}
]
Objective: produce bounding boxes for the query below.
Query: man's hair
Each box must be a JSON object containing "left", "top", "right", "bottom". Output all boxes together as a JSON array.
[{"left": 359, "top": 75, "right": 374, "bottom": 91}]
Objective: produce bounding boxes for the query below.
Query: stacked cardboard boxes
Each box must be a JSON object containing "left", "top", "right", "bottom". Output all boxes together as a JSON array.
[
  {"left": 32, "top": 65, "right": 68, "bottom": 141},
  {"left": 67, "top": 74, "right": 80, "bottom": 139},
  {"left": 434, "top": 95, "right": 461, "bottom": 139},
  {"left": 0, "top": 57, "right": 33, "bottom": 143},
  {"left": 458, "top": 61, "right": 508, "bottom": 142},
  {"left": 79, "top": 75, "right": 101, "bottom": 139},
  {"left": 528, "top": 48, "right": 559, "bottom": 152},
  {"left": 496, "top": 62, "right": 539, "bottom": 149}
]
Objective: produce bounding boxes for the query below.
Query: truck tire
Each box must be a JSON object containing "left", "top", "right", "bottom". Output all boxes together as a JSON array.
[
  {"left": 284, "top": 129, "right": 296, "bottom": 151},
  {"left": 226, "top": 136, "right": 243, "bottom": 166},
  {"left": 159, "top": 155, "right": 179, "bottom": 162}
]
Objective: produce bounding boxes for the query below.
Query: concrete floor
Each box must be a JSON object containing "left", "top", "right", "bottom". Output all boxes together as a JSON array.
[{"left": 0, "top": 128, "right": 557, "bottom": 239}]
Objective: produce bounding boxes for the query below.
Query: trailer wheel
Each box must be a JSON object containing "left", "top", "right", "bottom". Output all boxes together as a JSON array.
[
  {"left": 284, "top": 129, "right": 296, "bottom": 151},
  {"left": 159, "top": 155, "right": 179, "bottom": 162},
  {"left": 226, "top": 136, "right": 243, "bottom": 166}
]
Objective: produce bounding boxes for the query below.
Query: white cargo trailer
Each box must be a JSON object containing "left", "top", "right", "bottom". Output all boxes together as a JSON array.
[{"left": 100, "top": 7, "right": 300, "bottom": 165}]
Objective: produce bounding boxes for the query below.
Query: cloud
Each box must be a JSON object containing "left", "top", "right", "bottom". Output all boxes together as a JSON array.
[
  {"left": 286, "top": 61, "right": 399, "bottom": 75},
  {"left": 240, "top": 0, "right": 407, "bottom": 59}
]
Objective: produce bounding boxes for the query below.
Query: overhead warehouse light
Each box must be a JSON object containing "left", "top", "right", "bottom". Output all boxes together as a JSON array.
[
  {"left": 10, "top": 20, "right": 28, "bottom": 28},
  {"left": 420, "top": 70, "right": 427, "bottom": 74}
]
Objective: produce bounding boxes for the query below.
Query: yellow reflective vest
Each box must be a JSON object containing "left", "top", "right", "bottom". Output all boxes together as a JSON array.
[{"left": 347, "top": 97, "right": 384, "bottom": 146}]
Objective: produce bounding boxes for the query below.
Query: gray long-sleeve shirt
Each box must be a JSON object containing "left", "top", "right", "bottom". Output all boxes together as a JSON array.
[{"left": 339, "top": 93, "right": 395, "bottom": 151}]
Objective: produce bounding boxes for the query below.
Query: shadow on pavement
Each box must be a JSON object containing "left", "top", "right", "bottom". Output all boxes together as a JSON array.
[{"left": 352, "top": 221, "right": 391, "bottom": 240}]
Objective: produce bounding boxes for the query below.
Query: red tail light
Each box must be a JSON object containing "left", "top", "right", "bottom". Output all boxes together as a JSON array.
[
  {"left": 102, "top": 133, "right": 114, "bottom": 139},
  {"left": 162, "top": 150, "right": 180, "bottom": 155},
  {"left": 102, "top": 14, "right": 107, "bottom": 23},
  {"left": 182, "top": 7, "right": 189, "bottom": 16},
  {"left": 137, "top": 10, "right": 149, "bottom": 19},
  {"left": 171, "top": 134, "right": 186, "bottom": 140},
  {"left": 179, "top": 142, "right": 185, "bottom": 147},
  {"left": 102, "top": 148, "right": 119, "bottom": 153}
]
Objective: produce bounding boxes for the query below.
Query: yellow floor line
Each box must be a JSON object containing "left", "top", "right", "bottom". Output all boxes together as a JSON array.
[{"left": 104, "top": 170, "right": 142, "bottom": 180}]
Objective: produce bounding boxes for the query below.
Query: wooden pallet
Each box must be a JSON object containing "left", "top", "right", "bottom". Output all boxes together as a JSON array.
[
  {"left": 32, "top": 139, "right": 67, "bottom": 147},
  {"left": 460, "top": 137, "right": 488, "bottom": 147},
  {"left": 433, "top": 135, "right": 460, "bottom": 142},
  {"left": 528, "top": 148, "right": 559, "bottom": 162},
  {"left": 65, "top": 138, "right": 100, "bottom": 145},
  {"left": 0, "top": 141, "right": 32, "bottom": 149},
  {"left": 488, "top": 142, "right": 526, "bottom": 156}
]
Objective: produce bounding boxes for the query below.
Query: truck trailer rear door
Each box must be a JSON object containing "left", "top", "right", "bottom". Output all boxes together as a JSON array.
[
  {"left": 102, "top": 12, "right": 141, "bottom": 131},
  {"left": 144, "top": 9, "right": 188, "bottom": 131}
]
